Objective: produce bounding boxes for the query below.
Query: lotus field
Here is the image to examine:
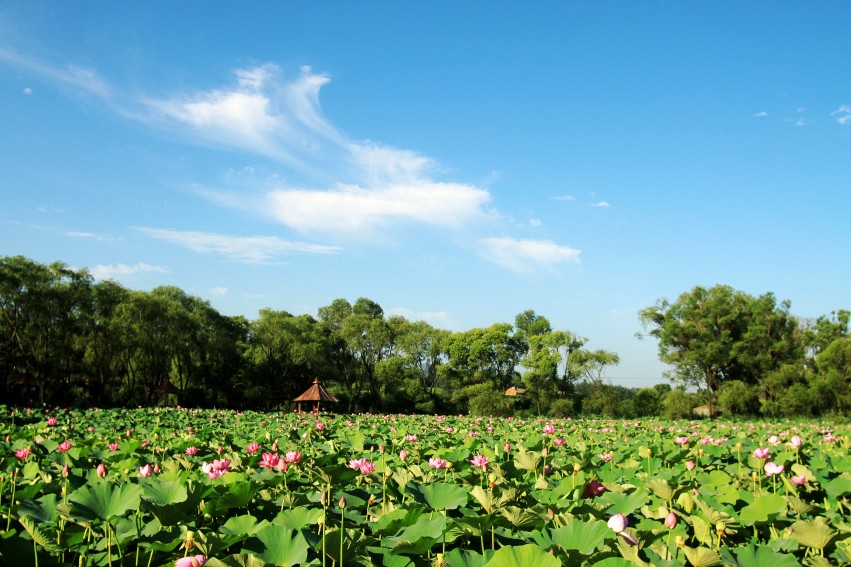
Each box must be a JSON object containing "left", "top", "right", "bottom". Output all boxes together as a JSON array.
[{"left": 1, "top": 407, "right": 850, "bottom": 567}]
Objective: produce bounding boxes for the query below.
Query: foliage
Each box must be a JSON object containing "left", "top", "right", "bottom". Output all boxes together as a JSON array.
[{"left": 0, "top": 407, "right": 848, "bottom": 566}]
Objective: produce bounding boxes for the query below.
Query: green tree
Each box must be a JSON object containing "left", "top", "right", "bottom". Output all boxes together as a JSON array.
[{"left": 640, "top": 284, "right": 800, "bottom": 415}]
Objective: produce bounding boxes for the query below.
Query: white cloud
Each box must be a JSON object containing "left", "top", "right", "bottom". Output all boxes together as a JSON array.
[
  {"left": 91, "top": 262, "right": 168, "bottom": 280},
  {"left": 23, "top": 87, "right": 32, "bottom": 95},
  {"left": 208, "top": 287, "right": 228, "bottom": 296},
  {"left": 143, "top": 65, "right": 495, "bottom": 236},
  {"left": 65, "top": 230, "right": 115, "bottom": 241},
  {"left": 478, "top": 237, "right": 580, "bottom": 273},
  {"left": 833, "top": 105, "right": 851, "bottom": 125},
  {"left": 266, "top": 181, "right": 491, "bottom": 234},
  {"left": 591, "top": 201, "right": 610, "bottom": 207},
  {"left": 551, "top": 195, "right": 575, "bottom": 201},
  {"left": 529, "top": 218, "right": 542, "bottom": 227},
  {"left": 0, "top": 48, "right": 111, "bottom": 98},
  {"left": 135, "top": 227, "right": 341, "bottom": 263},
  {"left": 753, "top": 111, "right": 769, "bottom": 117},
  {"left": 387, "top": 307, "right": 451, "bottom": 327}
]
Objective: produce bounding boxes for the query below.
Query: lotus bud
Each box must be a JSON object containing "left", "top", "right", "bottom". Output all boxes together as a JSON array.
[
  {"left": 339, "top": 496, "right": 347, "bottom": 509},
  {"left": 400, "top": 449, "right": 408, "bottom": 461},
  {"left": 96, "top": 463, "right": 107, "bottom": 478},
  {"left": 503, "top": 443, "right": 511, "bottom": 453},
  {"left": 607, "top": 513, "right": 628, "bottom": 534},
  {"left": 320, "top": 491, "right": 328, "bottom": 506},
  {"left": 664, "top": 511, "right": 677, "bottom": 529}
]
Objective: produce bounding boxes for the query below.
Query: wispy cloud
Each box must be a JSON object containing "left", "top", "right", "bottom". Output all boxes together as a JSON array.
[
  {"left": 387, "top": 307, "right": 451, "bottom": 327},
  {"left": 591, "top": 201, "right": 610, "bottom": 207},
  {"left": 753, "top": 111, "right": 769, "bottom": 118},
  {"left": 529, "top": 218, "right": 542, "bottom": 227},
  {"left": 0, "top": 47, "right": 111, "bottom": 98},
  {"left": 550, "top": 195, "right": 575, "bottom": 201},
  {"left": 478, "top": 237, "right": 580, "bottom": 273},
  {"left": 143, "top": 65, "right": 495, "bottom": 236},
  {"left": 65, "top": 231, "right": 116, "bottom": 241},
  {"left": 90, "top": 262, "right": 168, "bottom": 280},
  {"left": 833, "top": 105, "right": 851, "bottom": 125},
  {"left": 135, "top": 227, "right": 341, "bottom": 264},
  {"left": 208, "top": 287, "right": 228, "bottom": 296}
]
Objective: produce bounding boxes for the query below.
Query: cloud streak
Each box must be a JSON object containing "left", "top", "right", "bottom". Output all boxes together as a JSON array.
[
  {"left": 90, "top": 262, "right": 168, "bottom": 280},
  {"left": 135, "top": 227, "right": 341, "bottom": 264},
  {"left": 478, "top": 237, "right": 580, "bottom": 273}
]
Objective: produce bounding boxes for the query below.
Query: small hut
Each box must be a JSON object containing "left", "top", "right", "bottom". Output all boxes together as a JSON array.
[
  {"left": 155, "top": 380, "right": 181, "bottom": 406},
  {"left": 293, "top": 377, "right": 339, "bottom": 414}
]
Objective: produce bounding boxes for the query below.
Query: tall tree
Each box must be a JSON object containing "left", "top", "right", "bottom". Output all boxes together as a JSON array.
[{"left": 640, "top": 284, "right": 800, "bottom": 415}]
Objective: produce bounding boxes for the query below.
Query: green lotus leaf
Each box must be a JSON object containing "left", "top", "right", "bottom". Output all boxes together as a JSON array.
[
  {"left": 645, "top": 478, "right": 675, "bottom": 501},
  {"left": 738, "top": 494, "right": 786, "bottom": 526},
  {"left": 410, "top": 482, "right": 468, "bottom": 511},
  {"left": 18, "top": 493, "right": 58, "bottom": 524},
  {"left": 599, "top": 489, "right": 649, "bottom": 516},
  {"left": 483, "top": 543, "right": 560, "bottom": 567},
  {"left": 140, "top": 479, "right": 188, "bottom": 506},
  {"left": 385, "top": 514, "right": 446, "bottom": 555},
  {"left": 789, "top": 518, "right": 837, "bottom": 550},
  {"left": 19, "top": 516, "right": 62, "bottom": 554},
  {"left": 274, "top": 506, "right": 323, "bottom": 530},
  {"left": 221, "top": 514, "right": 268, "bottom": 539},
  {"left": 823, "top": 475, "right": 851, "bottom": 500},
  {"left": 69, "top": 481, "right": 143, "bottom": 522},
  {"left": 550, "top": 519, "right": 610, "bottom": 555},
  {"left": 512, "top": 451, "right": 541, "bottom": 472},
  {"left": 720, "top": 544, "right": 800, "bottom": 567},
  {"left": 445, "top": 548, "right": 491, "bottom": 567},
  {"left": 682, "top": 545, "right": 723, "bottom": 567},
  {"left": 243, "top": 523, "right": 309, "bottom": 566}
]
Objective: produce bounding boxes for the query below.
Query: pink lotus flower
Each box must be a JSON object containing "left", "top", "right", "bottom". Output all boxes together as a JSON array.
[
  {"left": 764, "top": 462, "right": 784, "bottom": 476},
  {"left": 108, "top": 443, "right": 120, "bottom": 451},
  {"left": 428, "top": 457, "right": 448, "bottom": 469},
  {"left": 685, "top": 460, "right": 695, "bottom": 471},
  {"left": 791, "top": 474, "right": 807, "bottom": 485},
  {"left": 139, "top": 464, "right": 153, "bottom": 478},
  {"left": 470, "top": 454, "right": 489, "bottom": 470},
  {"left": 405, "top": 434, "right": 418, "bottom": 442},
  {"left": 753, "top": 447, "right": 771, "bottom": 459},
  {"left": 358, "top": 460, "right": 376, "bottom": 474},
  {"left": 96, "top": 463, "right": 107, "bottom": 478},
  {"left": 202, "top": 459, "right": 231, "bottom": 479},
  {"left": 399, "top": 449, "right": 409, "bottom": 462},
  {"left": 175, "top": 555, "right": 206, "bottom": 567},
  {"left": 57, "top": 441, "right": 72, "bottom": 453},
  {"left": 246, "top": 442, "right": 261, "bottom": 455},
  {"left": 185, "top": 446, "right": 198, "bottom": 456},
  {"left": 553, "top": 437, "right": 566, "bottom": 447},
  {"left": 284, "top": 451, "right": 302, "bottom": 464},
  {"left": 674, "top": 436, "right": 689, "bottom": 445},
  {"left": 767, "top": 435, "right": 781, "bottom": 446},
  {"left": 503, "top": 442, "right": 512, "bottom": 452},
  {"left": 824, "top": 434, "right": 837, "bottom": 443},
  {"left": 47, "top": 417, "right": 58, "bottom": 426},
  {"left": 543, "top": 423, "right": 555, "bottom": 435},
  {"left": 315, "top": 422, "right": 326, "bottom": 431},
  {"left": 598, "top": 452, "right": 612, "bottom": 462},
  {"left": 15, "top": 447, "right": 31, "bottom": 461},
  {"left": 787, "top": 435, "right": 803, "bottom": 449},
  {"left": 583, "top": 479, "right": 606, "bottom": 498},
  {"left": 258, "top": 452, "right": 280, "bottom": 470}
]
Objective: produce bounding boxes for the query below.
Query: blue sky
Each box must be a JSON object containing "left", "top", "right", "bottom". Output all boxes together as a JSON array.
[{"left": 2, "top": 3, "right": 849, "bottom": 387}]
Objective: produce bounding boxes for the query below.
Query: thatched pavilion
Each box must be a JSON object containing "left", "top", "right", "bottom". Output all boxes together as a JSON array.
[{"left": 293, "top": 377, "right": 339, "bottom": 414}]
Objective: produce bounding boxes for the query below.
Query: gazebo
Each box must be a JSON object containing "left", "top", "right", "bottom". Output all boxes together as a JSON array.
[{"left": 293, "top": 377, "right": 339, "bottom": 414}]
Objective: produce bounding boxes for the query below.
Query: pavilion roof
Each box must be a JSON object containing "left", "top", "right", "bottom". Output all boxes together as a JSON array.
[{"left": 293, "top": 377, "right": 339, "bottom": 403}]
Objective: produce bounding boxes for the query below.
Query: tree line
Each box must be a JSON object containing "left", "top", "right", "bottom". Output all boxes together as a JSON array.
[{"left": 1, "top": 256, "right": 847, "bottom": 417}]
